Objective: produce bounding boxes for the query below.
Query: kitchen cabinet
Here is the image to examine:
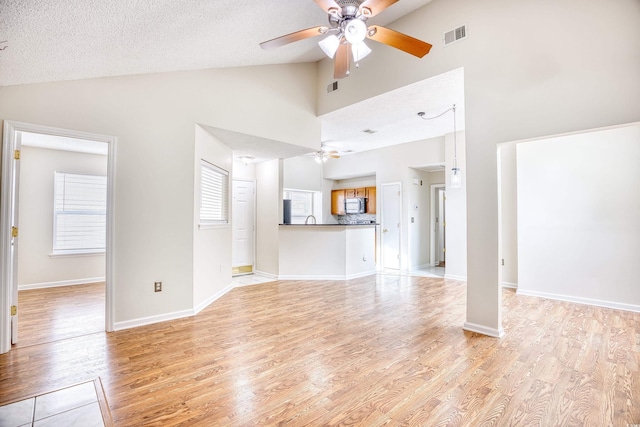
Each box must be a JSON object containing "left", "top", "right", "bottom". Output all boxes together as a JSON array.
[
  {"left": 366, "top": 186, "right": 376, "bottom": 214},
  {"left": 331, "top": 189, "right": 345, "bottom": 215},
  {"left": 355, "top": 188, "right": 367, "bottom": 198},
  {"left": 345, "top": 188, "right": 356, "bottom": 198}
]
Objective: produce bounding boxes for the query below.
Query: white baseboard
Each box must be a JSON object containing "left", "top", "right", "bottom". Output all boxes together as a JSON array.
[
  {"left": 444, "top": 274, "right": 467, "bottom": 282},
  {"left": 194, "top": 283, "right": 234, "bottom": 315},
  {"left": 253, "top": 270, "right": 278, "bottom": 280},
  {"left": 463, "top": 322, "right": 505, "bottom": 338},
  {"left": 277, "top": 270, "right": 376, "bottom": 281},
  {"left": 19, "top": 277, "right": 105, "bottom": 291},
  {"left": 502, "top": 282, "right": 518, "bottom": 289},
  {"left": 114, "top": 283, "right": 235, "bottom": 331},
  {"left": 516, "top": 289, "right": 640, "bottom": 313},
  {"left": 113, "top": 308, "right": 195, "bottom": 331}
]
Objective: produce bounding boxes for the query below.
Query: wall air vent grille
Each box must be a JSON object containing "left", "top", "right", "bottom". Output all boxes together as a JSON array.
[
  {"left": 327, "top": 81, "right": 339, "bottom": 93},
  {"left": 444, "top": 24, "right": 467, "bottom": 46}
]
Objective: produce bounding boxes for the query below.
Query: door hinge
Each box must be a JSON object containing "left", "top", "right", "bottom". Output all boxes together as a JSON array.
[
  {"left": 11, "top": 305, "right": 17, "bottom": 316},
  {"left": 443, "top": 247, "right": 446, "bottom": 252},
  {"left": 14, "top": 150, "right": 20, "bottom": 160},
  {"left": 443, "top": 222, "right": 446, "bottom": 227},
  {"left": 11, "top": 227, "right": 18, "bottom": 238}
]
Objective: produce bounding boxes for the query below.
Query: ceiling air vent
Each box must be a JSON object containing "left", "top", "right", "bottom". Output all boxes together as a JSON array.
[
  {"left": 443, "top": 24, "right": 467, "bottom": 46},
  {"left": 327, "top": 81, "right": 339, "bottom": 93}
]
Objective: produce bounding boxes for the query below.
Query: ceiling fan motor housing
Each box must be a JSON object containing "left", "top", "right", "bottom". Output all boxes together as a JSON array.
[{"left": 328, "top": 0, "right": 368, "bottom": 27}]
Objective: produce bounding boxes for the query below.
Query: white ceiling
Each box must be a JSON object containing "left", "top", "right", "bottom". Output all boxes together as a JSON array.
[
  {"left": 0, "top": 0, "right": 462, "bottom": 161},
  {"left": 320, "top": 67, "right": 465, "bottom": 154}
]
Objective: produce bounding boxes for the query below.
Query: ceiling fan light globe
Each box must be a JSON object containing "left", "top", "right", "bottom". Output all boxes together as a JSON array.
[
  {"left": 344, "top": 19, "right": 367, "bottom": 44},
  {"left": 352, "top": 41, "right": 372, "bottom": 62},
  {"left": 318, "top": 34, "right": 340, "bottom": 58}
]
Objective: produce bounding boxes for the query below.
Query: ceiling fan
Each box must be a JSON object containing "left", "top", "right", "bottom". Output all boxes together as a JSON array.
[
  {"left": 313, "top": 147, "right": 341, "bottom": 163},
  {"left": 260, "top": 0, "right": 432, "bottom": 79}
]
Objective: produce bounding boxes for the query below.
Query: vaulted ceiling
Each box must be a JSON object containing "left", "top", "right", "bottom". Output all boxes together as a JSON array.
[{"left": 1, "top": 0, "right": 463, "bottom": 161}]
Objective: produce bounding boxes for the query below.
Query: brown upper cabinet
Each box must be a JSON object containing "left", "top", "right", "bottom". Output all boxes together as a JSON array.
[
  {"left": 331, "top": 186, "right": 377, "bottom": 214},
  {"left": 331, "top": 189, "right": 346, "bottom": 215},
  {"left": 366, "top": 187, "right": 376, "bottom": 214}
]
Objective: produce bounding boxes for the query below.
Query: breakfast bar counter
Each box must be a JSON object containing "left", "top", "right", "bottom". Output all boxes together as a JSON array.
[{"left": 278, "top": 224, "right": 376, "bottom": 280}]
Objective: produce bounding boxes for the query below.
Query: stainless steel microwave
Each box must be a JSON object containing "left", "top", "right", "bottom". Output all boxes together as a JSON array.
[{"left": 345, "top": 198, "right": 366, "bottom": 214}]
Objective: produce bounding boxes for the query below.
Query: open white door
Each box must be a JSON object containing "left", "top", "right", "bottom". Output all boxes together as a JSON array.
[
  {"left": 0, "top": 121, "right": 117, "bottom": 354},
  {"left": 381, "top": 183, "right": 401, "bottom": 270},
  {"left": 232, "top": 180, "right": 255, "bottom": 275},
  {"left": 1, "top": 123, "right": 22, "bottom": 350}
]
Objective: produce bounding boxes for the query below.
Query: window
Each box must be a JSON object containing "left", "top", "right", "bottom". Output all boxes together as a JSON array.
[
  {"left": 53, "top": 172, "right": 107, "bottom": 254},
  {"left": 200, "top": 160, "right": 229, "bottom": 225},
  {"left": 283, "top": 189, "right": 314, "bottom": 224}
]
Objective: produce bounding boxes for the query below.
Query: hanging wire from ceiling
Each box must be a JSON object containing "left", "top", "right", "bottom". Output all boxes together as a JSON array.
[{"left": 417, "top": 104, "right": 461, "bottom": 188}]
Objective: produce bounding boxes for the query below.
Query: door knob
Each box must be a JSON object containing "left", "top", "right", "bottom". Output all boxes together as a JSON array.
[{"left": 383, "top": 229, "right": 388, "bottom": 233}]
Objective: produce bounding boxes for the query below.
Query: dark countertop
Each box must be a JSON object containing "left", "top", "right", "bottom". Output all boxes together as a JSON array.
[{"left": 279, "top": 223, "right": 379, "bottom": 226}]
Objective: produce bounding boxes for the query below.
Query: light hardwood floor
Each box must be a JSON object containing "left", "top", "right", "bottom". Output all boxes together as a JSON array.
[
  {"left": 16, "top": 282, "right": 105, "bottom": 348},
  {"left": 1, "top": 275, "right": 639, "bottom": 426}
]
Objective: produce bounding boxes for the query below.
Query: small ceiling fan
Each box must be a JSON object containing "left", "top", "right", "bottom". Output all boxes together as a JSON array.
[
  {"left": 260, "top": 0, "right": 432, "bottom": 79},
  {"left": 313, "top": 147, "right": 341, "bottom": 163}
]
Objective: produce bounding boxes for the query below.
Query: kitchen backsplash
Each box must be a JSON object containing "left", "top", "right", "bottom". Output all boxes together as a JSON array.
[{"left": 337, "top": 213, "right": 377, "bottom": 224}]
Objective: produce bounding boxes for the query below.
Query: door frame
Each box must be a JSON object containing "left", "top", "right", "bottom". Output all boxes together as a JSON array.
[
  {"left": 380, "top": 182, "right": 402, "bottom": 270},
  {"left": 0, "top": 121, "right": 117, "bottom": 354},
  {"left": 430, "top": 184, "right": 446, "bottom": 266}
]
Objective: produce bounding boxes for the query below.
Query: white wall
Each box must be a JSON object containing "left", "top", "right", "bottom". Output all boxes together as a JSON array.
[
  {"left": 0, "top": 63, "right": 319, "bottom": 326},
  {"left": 443, "top": 131, "right": 466, "bottom": 280},
  {"left": 407, "top": 169, "right": 432, "bottom": 270},
  {"left": 498, "top": 144, "right": 518, "bottom": 287},
  {"left": 232, "top": 159, "right": 256, "bottom": 181},
  {"left": 192, "top": 125, "right": 233, "bottom": 312},
  {"left": 18, "top": 146, "right": 107, "bottom": 287},
  {"left": 316, "top": 0, "right": 640, "bottom": 336},
  {"left": 283, "top": 156, "right": 322, "bottom": 191},
  {"left": 255, "top": 159, "right": 282, "bottom": 277},
  {"left": 324, "top": 136, "right": 447, "bottom": 272},
  {"left": 517, "top": 122, "right": 640, "bottom": 311}
]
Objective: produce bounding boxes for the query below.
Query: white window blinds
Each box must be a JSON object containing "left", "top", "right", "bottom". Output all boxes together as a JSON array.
[
  {"left": 54, "top": 172, "right": 107, "bottom": 253},
  {"left": 200, "top": 160, "right": 229, "bottom": 224}
]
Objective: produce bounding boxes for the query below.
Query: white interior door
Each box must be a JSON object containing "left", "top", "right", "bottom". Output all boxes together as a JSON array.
[
  {"left": 232, "top": 180, "right": 255, "bottom": 274},
  {"left": 381, "top": 183, "right": 401, "bottom": 270}
]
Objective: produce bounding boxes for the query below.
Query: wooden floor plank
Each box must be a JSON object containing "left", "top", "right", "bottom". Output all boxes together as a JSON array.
[{"left": 1, "top": 276, "right": 639, "bottom": 426}]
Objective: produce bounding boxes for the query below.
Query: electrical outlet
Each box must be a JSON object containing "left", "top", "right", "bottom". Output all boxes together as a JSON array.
[{"left": 154, "top": 281, "right": 162, "bottom": 292}]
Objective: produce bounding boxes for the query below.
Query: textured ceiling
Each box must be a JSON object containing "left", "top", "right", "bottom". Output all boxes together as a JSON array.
[
  {"left": 320, "top": 67, "right": 465, "bottom": 155},
  {"left": 0, "top": 0, "right": 433, "bottom": 87},
  {"left": 0, "top": 0, "right": 462, "bottom": 162}
]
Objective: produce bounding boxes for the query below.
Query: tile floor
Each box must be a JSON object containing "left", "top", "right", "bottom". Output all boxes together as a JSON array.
[
  {"left": 231, "top": 273, "right": 277, "bottom": 287},
  {"left": 0, "top": 380, "right": 105, "bottom": 427}
]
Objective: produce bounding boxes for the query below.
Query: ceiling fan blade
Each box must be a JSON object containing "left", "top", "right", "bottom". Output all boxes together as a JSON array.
[
  {"left": 328, "top": 154, "right": 341, "bottom": 158},
  {"left": 334, "top": 43, "right": 351, "bottom": 79},
  {"left": 366, "top": 25, "right": 432, "bottom": 58},
  {"left": 314, "top": 0, "right": 342, "bottom": 14},
  {"left": 359, "top": 0, "right": 399, "bottom": 17},
  {"left": 260, "top": 26, "right": 328, "bottom": 50}
]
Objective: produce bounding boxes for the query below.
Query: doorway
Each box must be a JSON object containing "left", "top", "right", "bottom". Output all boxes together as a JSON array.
[
  {"left": 0, "top": 121, "right": 116, "bottom": 354},
  {"left": 430, "top": 184, "right": 446, "bottom": 267},
  {"left": 381, "top": 182, "right": 402, "bottom": 270},
  {"left": 232, "top": 180, "right": 255, "bottom": 275}
]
